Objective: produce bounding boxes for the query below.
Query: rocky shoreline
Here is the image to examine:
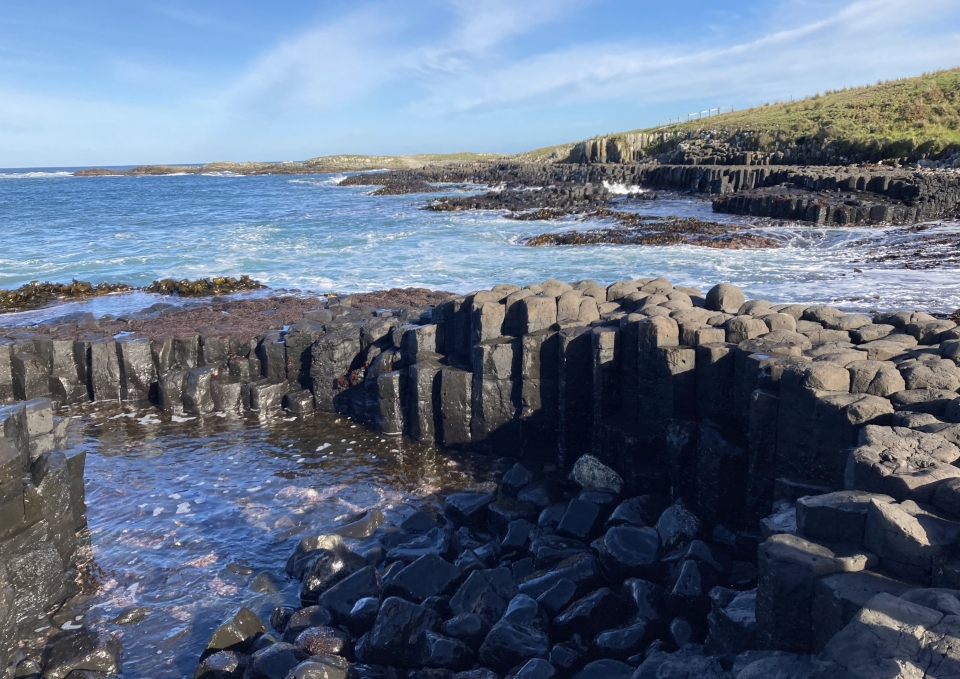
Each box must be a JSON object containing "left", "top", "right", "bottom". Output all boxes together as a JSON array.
[
  {"left": 341, "top": 160, "right": 960, "bottom": 231},
  {"left": 5, "top": 276, "right": 960, "bottom": 678},
  {"left": 519, "top": 211, "right": 783, "bottom": 250},
  {"left": 0, "top": 277, "right": 266, "bottom": 314}
]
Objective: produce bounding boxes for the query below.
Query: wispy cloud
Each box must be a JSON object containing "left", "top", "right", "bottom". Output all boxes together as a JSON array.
[{"left": 413, "top": 0, "right": 960, "bottom": 114}]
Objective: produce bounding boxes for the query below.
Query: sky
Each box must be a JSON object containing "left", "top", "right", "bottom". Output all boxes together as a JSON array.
[{"left": 2, "top": 0, "right": 960, "bottom": 167}]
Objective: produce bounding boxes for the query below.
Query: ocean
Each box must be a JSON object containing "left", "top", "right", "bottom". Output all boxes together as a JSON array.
[{"left": 2, "top": 169, "right": 960, "bottom": 322}]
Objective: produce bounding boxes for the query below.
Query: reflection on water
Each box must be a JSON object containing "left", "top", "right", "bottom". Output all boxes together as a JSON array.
[{"left": 55, "top": 406, "right": 500, "bottom": 679}]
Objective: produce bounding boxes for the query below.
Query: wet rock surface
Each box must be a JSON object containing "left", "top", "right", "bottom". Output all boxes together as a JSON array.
[
  {"left": 521, "top": 210, "right": 782, "bottom": 250},
  {"left": 0, "top": 281, "right": 133, "bottom": 313}
]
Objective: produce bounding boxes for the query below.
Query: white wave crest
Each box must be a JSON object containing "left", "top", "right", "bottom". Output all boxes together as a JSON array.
[
  {"left": 0, "top": 171, "right": 73, "bottom": 179},
  {"left": 602, "top": 181, "right": 648, "bottom": 195},
  {"left": 288, "top": 175, "right": 345, "bottom": 187}
]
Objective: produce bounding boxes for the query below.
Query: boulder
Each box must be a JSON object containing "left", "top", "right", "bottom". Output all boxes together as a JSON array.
[
  {"left": 552, "top": 588, "right": 629, "bottom": 641},
  {"left": 597, "top": 525, "right": 661, "bottom": 581},
  {"left": 386, "top": 553, "right": 462, "bottom": 604},
  {"left": 449, "top": 568, "right": 518, "bottom": 627},
  {"left": 318, "top": 565, "right": 383, "bottom": 621},
  {"left": 41, "top": 629, "right": 123, "bottom": 679},
  {"left": 569, "top": 455, "right": 623, "bottom": 494},
  {"left": 293, "top": 626, "right": 350, "bottom": 656},
  {"left": 204, "top": 608, "right": 266, "bottom": 659},
  {"left": 245, "top": 642, "right": 308, "bottom": 679},
  {"left": 706, "top": 284, "right": 745, "bottom": 314},
  {"left": 477, "top": 595, "right": 549, "bottom": 674},
  {"left": 417, "top": 631, "right": 474, "bottom": 671},
  {"left": 363, "top": 597, "right": 441, "bottom": 667}
]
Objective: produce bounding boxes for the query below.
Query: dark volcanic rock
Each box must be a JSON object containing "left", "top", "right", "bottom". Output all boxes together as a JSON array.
[
  {"left": 549, "top": 640, "right": 587, "bottom": 678},
  {"left": 607, "top": 495, "right": 671, "bottom": 528},
  {"left": 194, "top": 650, "right": 249, "bottom": 679},
  {"left": 299, "top": 547, "right": 367, "bottom": 603},
  {"left": 598, "top": 525, "right": 661, "bottom": 581},
  {"left": 444, "top": 492, "right": 495, "bottom": 527},
  {"left": 364, "top": 597, "right": 441, "bottom": 667},
  {"left": 621, "top": 578, "right": 664, "bottom": 623},
  {"left": 386, "top": 553, "right": 462, "bottom": 603},
  {"left": 400, "top": 510, "right": 439, "bottom": 536},
  {"left": 441, "top": 613, "right": 490, "bottom": 649},
  {"left": 515, "top": 658, "right": 557, "bottom": 679},
  {"left": 590, "top": 622, "right": 651, "bottom": 661},
  {"left": 530, "top": 535, "right": 589, "bottom": 570},
  {"left": 418, "top": 631, "right": 475, "bottom": 671},
  {"left": 449, "top": 568, "right": 518, "bottom": 627},
  {"left": 285, "top": 654, "right": 354, "bottom": 679},
  {"left": 477, "top": 595, "right": 550, "bottom": 674},
  {"left": 204, "top": 607, "right": 266, "bottom": 659},
  {"left": 319, "top": 565, "right": 383, "bottom": 621},
  {"left": 556, "top": 499, "right": 601, "bottom": 541},
  {"left": 488, "top": 498, "right": 538, "bottom": 535},
  {"left": 666, "top": 560, "right": 715, "bottom": 621},
  {"left": 655, "top": 501, "right": 701, "bottom": 551},
  {"left": 293, "top": 626, "right": 351, "bottom": 657},
  {"left": 502, "top": 463, "right": 538, "bottom": 497},
  {"left": 519, "top": 553, "right": 600, "bottom": 600},
  {"left": 42, "top": 629, "right": 123, "bottom": 679},
  {"left": 347, "top": 597, "right": 381, "bottom": 637},
  {"left": 334, "top": 509, "right": 385, "bottom": 539},
  {"left": 570, "top": 659, "right": 633, "bottom": 679},
  {"left": 386, "top": 526, "right": 454, "bottom": 563},
  {"left": 283, "top": 606, "right": 333, "bottom": 642},
  {"left": 536, "top": 578, "right": 578, "bottom": 617},
  {"left": 552, "top": 588, "right": 630, "bottom": 641},
  {"left": 502, "top": 519, "right": 535, "bottom": 552},
  {"left": 245, "top": 642, "right": 308, "bottom": 679},
  {"left": 569, "top": 455, "right": 623, "bottom": 494}
]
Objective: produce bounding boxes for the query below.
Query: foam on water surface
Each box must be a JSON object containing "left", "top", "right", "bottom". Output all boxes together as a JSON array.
[{"left": 1, "top": 171, "right": 959, "bottom": 321}]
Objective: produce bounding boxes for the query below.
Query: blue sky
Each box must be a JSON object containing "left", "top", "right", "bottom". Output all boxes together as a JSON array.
[{"left": 2, "top": 0, "right": 960, "bottom": 167}]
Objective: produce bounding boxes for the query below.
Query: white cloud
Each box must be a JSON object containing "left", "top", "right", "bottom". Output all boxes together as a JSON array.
[{"left": 413, "top": 0, "right": 960, "bottom": 115}]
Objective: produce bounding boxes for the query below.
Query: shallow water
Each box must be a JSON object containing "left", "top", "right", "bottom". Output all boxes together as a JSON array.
[
  {"left": 43, "top": 406, "right": 500, "bottom": 679},
  {"left": 2, "top": 170, "right": 959, "bottom": 318}
]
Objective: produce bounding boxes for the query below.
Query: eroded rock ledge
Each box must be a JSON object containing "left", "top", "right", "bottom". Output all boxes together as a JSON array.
[
  {"left": 5, "top": 278, "right": 960, "bottom": 678},
  {"left": 343, "top": 161, "right": 960, "bottom": 227}
]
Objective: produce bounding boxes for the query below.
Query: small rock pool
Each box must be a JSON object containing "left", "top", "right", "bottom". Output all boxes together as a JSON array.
[{"left": 34, "top": 406, "right": 501, "bottom": 678}]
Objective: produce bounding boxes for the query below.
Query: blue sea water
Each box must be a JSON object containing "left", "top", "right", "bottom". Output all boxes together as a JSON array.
[{"left": 2, "top": 169, "right": 960, "bottom": 318}]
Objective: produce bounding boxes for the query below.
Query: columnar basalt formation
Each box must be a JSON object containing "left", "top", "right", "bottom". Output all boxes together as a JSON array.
[
  {"left": 0, "top": 396, "right": 84, "bottom": 670},
  {"left": 347, "top": 161, "right": 960, "bottom": 226},
  {"left": 5, "top": 280, "right": 960, "bottom": 677}
]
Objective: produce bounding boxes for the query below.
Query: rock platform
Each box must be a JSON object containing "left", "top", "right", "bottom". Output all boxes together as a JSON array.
[
  {"left": 5, "top": 278, "right": 960, "bottom": 678},
  {"left": 351, "top": 161, "right": 960, "bottom": 227}
]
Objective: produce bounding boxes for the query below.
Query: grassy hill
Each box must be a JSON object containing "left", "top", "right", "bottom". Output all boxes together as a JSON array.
[{"left": 518, "top": 68, "right": 960, "bottom": 164}]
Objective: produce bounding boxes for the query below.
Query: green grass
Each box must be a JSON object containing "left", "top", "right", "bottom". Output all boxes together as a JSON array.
[{"left": 522, "top": 67, "right": 960, "bottom": 162}]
